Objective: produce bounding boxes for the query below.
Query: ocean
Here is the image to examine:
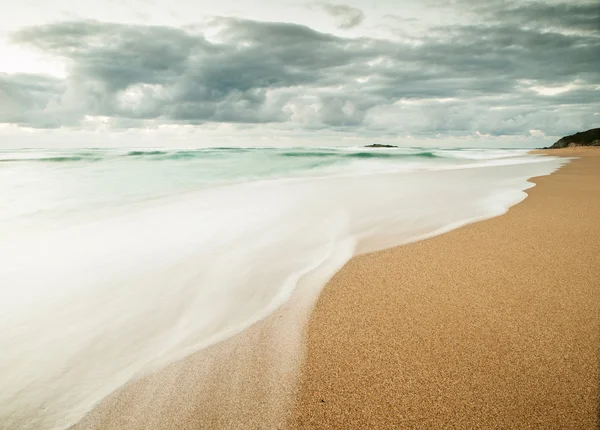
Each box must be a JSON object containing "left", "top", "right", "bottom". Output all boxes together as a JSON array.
[{"left": 0, "top": 146, "right": 568, "bottom": 429}]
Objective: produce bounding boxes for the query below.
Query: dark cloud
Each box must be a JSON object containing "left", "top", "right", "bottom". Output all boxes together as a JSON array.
[
  {"left": 479, "top": 1, "right": 600, "bottom": 34},
  {"left": 320, "top": 4, "right": 365, "bottom": 29},
  {"left": 1, "top": 1, "right": 599, "bottom": 138},
  {"left": 0, "top": 73, "right": 65, "bottom": 127}
]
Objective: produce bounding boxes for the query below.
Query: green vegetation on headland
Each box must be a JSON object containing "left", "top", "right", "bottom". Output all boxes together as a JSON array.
[{"left": 546, "top": 128, "right": 600, "bottom": 149}]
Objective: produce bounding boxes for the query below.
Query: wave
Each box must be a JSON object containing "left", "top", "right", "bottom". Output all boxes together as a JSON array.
[
  {"left": 0, "top": 148, "right": 569, "bottom": 430},
  {"left": 279, "top": 151, "right": 339, "bottom": 158},
  {"left": 0, "top": 147, "right": 471, "bottom": 164},
  {"left": 126, "top": 150, "right": 169, "bottom": 156},
  {"left": 0, "top": 155, "right": 102, "bottom": 163},
  {"left": 272, "top": 149, "right": 441, "bottom": 160},
  {"left": 346, "top": 150, "right": 437, "bottom": 159}
]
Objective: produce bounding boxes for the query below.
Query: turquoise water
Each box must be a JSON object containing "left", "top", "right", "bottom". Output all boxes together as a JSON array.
[{"left": 0, "top": 146, "right": 530, "bottom": 224}]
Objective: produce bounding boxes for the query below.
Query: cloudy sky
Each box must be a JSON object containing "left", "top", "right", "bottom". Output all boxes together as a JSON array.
[{"left": 0, "top": 0, "right": 598, "bottom": 148}]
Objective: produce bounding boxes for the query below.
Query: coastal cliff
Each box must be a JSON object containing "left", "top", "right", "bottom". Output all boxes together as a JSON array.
[{"left": 548, "top": 128, "right": 600, "bottom": 149}]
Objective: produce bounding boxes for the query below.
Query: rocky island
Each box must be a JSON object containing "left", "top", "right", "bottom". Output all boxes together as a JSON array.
[{"left": 365, "top": 144, "right": 398, "bottom": 148}]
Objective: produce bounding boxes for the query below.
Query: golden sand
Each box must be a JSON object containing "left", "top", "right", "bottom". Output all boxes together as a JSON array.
[
  {"left": 74, "top": 148, "right": 600, "bottom": 429},
  {"left": 291, "top": 148, "right": 600, "bottom": 429}
]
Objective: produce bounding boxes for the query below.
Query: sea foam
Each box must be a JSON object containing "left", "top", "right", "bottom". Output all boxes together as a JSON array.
[{"left": 0, "top": 147, "right": 568, "bottom": 429}]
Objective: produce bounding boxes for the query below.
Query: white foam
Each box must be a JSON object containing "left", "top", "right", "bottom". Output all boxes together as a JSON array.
[{"left": 0, "top": 152, "right": 569, "bottom": 429}]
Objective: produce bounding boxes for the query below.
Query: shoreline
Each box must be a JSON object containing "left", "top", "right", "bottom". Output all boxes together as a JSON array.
[
  {"left": 72, "top": 148, "right": 599, "bottom": 429},
  {"left": 292, "top": 147, "right": 600, "bottom": 428}
]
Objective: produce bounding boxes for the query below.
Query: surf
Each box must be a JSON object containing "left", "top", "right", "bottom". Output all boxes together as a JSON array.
[{"left": 0, "top": 147, "right": 569, "bottom": 429}]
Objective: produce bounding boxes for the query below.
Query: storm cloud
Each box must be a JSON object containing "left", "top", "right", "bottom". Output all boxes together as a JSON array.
[{"left": 1, "top": 0, "right": 598, "bottom": 138}]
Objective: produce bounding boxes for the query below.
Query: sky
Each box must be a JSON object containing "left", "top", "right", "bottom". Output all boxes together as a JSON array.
[{"left": 0, "top": 0, "right": 598, "bottom": 148}]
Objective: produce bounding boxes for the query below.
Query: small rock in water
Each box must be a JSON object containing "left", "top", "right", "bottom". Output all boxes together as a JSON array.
[{"left": 365, "top": 144, "right": 398, "bottom": 148}]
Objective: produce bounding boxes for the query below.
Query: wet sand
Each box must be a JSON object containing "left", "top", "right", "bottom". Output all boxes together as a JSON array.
[{"left": 74, "top": 148, "right": 600, "bottom": 430}]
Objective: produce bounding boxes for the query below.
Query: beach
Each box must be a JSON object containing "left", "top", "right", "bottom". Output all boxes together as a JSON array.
[
  {"left": 2, "top": 0, "right": 598, "bottom": 427},
  {"left": 292, "top": 147, "right": 600, "bottom": 429},
  {"left": 0, "top": 147, "right": 568, "bottom": 430},
  {"left": 68, "top": 147, "right": 600, "bottom": 430}
]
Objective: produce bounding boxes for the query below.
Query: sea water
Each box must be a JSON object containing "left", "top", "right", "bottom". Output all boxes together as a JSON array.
[{"left": 0, "top": 146, "right": 568, "bottom": 429}]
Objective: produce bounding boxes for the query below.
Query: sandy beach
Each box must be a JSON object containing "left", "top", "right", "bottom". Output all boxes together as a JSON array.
[
  {"left": 2, "top": 1, "right": 598, "bottom": 427},
  {"left": 292, "top": 147, "right": 600, "bottom": 429},
  {"left": 73, "top": 147, "right": 600, "bottom": 430}
]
